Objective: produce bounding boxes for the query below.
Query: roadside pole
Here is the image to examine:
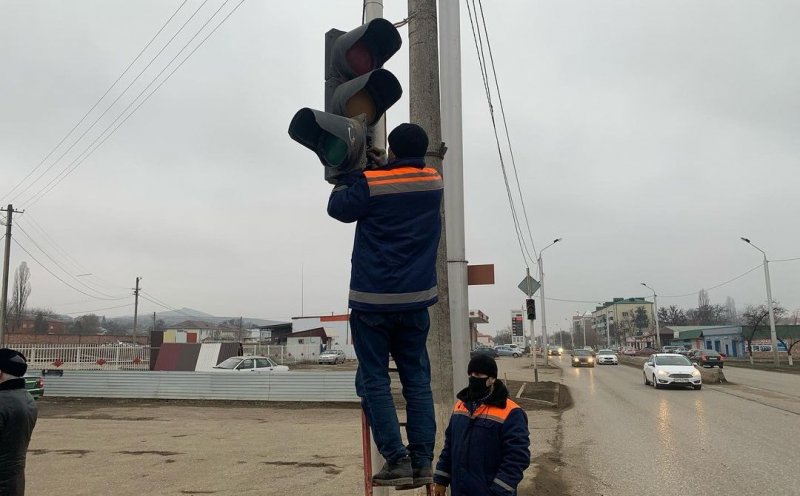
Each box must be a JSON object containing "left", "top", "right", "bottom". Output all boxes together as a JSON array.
[{"left": 409, "top": 0, "right": 454, "bottom": 455}]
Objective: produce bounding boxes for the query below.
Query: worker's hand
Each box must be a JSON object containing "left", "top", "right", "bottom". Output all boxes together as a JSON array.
[
  {"left": 366, "top": 147, "right": 388, "bottom": 168},
  {"left": 433, "top": 483, "right": 447, "bottom": 496}
]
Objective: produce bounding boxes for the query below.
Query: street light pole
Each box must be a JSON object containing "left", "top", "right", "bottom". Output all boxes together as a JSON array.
[
  {"left": 641, "top": 283, "right": 661, "bottom": 351},
  {"left": 741, "top": 237, "right": 780, "bottom": 366},
  {"left": 538, "top": 238, "right": 562, "bottom": 363}
]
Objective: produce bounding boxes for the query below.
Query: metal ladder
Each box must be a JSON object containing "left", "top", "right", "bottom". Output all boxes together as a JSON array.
[{"left": 361, "top": 366, "right": 434, "bottom": 496}]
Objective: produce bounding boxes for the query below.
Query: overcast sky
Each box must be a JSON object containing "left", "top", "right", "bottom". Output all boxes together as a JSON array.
[{"left": 1, "top": 0, "right": 798, "bottom": 336}]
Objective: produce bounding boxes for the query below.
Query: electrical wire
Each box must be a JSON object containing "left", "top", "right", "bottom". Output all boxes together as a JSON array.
[
  {"left": 659, "top": 264, "right": 763, "bottom": 298},
  {"left": 0, "top": 0, "right": 191, "bottom": 205},
  {"left": 17, "top": 0, "right": 216, "bottom": 207},
  {"left": 12, "top": 238, "right": 130, "bottom": 301},
  {"left": 465, "top": 0, "right": 536, "bottom": 268},
  {"left": 475, "top": 0, "right": 539, "bottom": 260},
  {"left": 64, "top": 303, "right": 135, "bottom": 316},
  {"left": 23, "top": 0, "right": 247, "bottom": 208},
  {"left": 14, "top": 221, "right": 128, "bottom": 299},
  {"left": 773, "top": 257, "right": 800, "bottom": 263},
  {"left": 139, "top": 292, "right": 203, "bottom": 319}
]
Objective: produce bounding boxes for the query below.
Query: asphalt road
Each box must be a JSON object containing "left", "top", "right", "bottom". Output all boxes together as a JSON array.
[{"left": 555, "top": 355, "right": 800, "bottom": 496}]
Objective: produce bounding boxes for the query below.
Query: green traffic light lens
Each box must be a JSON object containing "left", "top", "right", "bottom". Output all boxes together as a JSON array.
[{"left": 321, "top": 133, "right": 347, "bottom": 167}]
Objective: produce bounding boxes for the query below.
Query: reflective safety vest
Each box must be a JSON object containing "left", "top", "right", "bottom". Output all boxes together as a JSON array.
[{"left": 328, "top": 158, "right": 444, "bottom": 312}]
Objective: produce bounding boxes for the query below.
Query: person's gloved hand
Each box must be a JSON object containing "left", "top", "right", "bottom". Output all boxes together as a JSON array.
[
  {"left": 433, "top": 483, "right": 447, "bottom": 496},
  {"left": 366, "top": 147, "right": 388, "bottom": 168}
]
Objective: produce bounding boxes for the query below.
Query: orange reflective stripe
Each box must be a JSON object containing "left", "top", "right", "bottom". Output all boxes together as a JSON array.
[
  {"left": 365, "top": 167, "right": 440, "bottom": 181},
  {"left": 450, "top": 399, "right": 520, "bottom": 423}
]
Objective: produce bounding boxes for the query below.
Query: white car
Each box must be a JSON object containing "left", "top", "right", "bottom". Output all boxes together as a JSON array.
[
  {"left": 596, "top": 349, "right": 618, "bottom": 365},
  {"left": 643, "top": 353, "right": 701, "bottom": 390},
  {"left": 212, "top": 356, "right": 289, "bottom": 372}
]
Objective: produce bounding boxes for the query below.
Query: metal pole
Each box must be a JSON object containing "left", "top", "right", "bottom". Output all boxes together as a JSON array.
[
  {"left": 132, "top": 277, "right": 141, "bottom": 344},
  {"left": 529, "top": 312, "right": 538, "bottom": 382},
  {"left": 538, "top": 255, "right": 548, "bottom": 362},
  {"left": 582, "top": 316, "right": 587, "bottom": 348},
  {"left": 763, "top": 256, "right": 780, "bottom": 366},
  {"left": 653, "top": 293, "right": 661, "bottom": 351},
  {"left": 0, "top": 205, "right": 13, "bottom": 346},
  {"left": 440, "top": 0, "right": 469, "bottom": 397},
  {"left": 606, "top": 312, "right": 611, "bottom": 349}
]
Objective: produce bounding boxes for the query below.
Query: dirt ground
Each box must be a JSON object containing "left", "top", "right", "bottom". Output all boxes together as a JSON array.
[{"left": 25, "top": 356, "right": 568, "bottom": 496}]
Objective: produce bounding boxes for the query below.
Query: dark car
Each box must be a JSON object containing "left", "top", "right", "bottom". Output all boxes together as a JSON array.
[
  {"left": 471, "top": 346, "right": 499, "bottom": 359},
  {"left": 688, "top": 349, "right": 725, "bottom": 368},
  {"left": 570, "top": 349, "right": 595, "bottom": 367},
  {"left": 634, "top": 347, "right": 659, "bottom": 357},
  {"left": 23, "top": 371, "right": 44, "bottom": 399}
]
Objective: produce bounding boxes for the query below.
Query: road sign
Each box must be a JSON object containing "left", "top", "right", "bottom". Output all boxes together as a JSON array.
[{"left": 518, "top": 275, "right": 540, "bottom": 297}]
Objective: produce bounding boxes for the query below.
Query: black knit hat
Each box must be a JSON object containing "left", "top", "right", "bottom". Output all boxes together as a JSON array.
[
  {"left": 388, "top": 123, "right": 428, "bottom": 159},
  {"left": 468, "top": 354, "right": 498, "bottom": 378},
  {"left": 0, "top": 348, "right": 28, "bottom": 377}
]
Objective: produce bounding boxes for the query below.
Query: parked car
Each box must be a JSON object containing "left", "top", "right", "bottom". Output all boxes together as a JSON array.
[
  {"left": 212, "top": 356, "right": 290, "bottom": 372},
  {"left": 318, "top": 349, "right": 346, "bottom": 365},
  {"left": 596, "top": 349, "right": 619, "bottom": 365},
  {"left": 471, "top": 346, "right": 499, "bottom": 359},
  {"left": 661, "top": 345, "right": 683, "bottom": 354},
  {"left": 23, "top": 371, "right": 44, "bottom": 399},
  {"left": 621, "top": 347, "right": 636, "bottom": 356},
  {"left": 634, "top": 347, "right": 659, "bottom": 357},
  {"left": 643, "top": 353, "right": 702, "bottom": 390},
  {"left": 688, "top": 349, "right": 725, "bottom": 368},
  {"left": 570, "top": 349, "right": 595, "bottom": 367},
  {"left": 495, "top": 345, "right": 522, "bottom": 358}
]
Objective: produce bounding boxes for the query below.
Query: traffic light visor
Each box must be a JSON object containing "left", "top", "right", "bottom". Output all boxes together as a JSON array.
[
  {"left": 288, "top": 108, "right": 367, "bottom": 169},
  {"left": 331, "top": 69, "right": 402, "bottom": 125},
  {"left": 332, "top": 18, "right": 402, "bottom": 79}
]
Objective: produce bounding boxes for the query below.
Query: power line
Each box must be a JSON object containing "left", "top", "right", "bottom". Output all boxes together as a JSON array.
[
  {"left": 0, "top": 0, "right": 191, "bottom": 205},
  {"left": 17, "top": 0, "right": 217, "bottom": 207},
  {"left": 14, "top": 221, "right": 127, "bottom": 299},
  {"left": 24, "top": 0, "right": 248, "bottom": 207},
  {"left": 65, "top": 303, "right": 134, "bottom": 316},
  {"left": 773, "top": 257, "right": 800, "bottom": 263},
  {"left": 465, "top": 0, "right": 536, "bottom": 268},
  {"left": 660, "top": 264, "right": 763, "bottom": 298},
  {"left": 12, "top": 238, "right": 130, "bottom": 301},
  {"left": 475, "top": 0, "right": 539, "bottom": 260}
]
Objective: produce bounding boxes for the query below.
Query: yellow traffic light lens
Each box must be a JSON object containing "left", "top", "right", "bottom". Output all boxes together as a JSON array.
[{"left": 344, "top": 90, "right": 376, "bottom": 123}]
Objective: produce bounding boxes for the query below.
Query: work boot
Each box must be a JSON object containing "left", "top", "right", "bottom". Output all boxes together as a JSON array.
[
  {"left": 396, "top": 465, "right": 433, "bottom": 490},
  {"left": 372, "top": 456, "right": 413, "bottom": 487}
]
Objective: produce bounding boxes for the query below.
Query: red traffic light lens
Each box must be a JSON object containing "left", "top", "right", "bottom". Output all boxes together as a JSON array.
[{"left": 346, "top": 40, "right": 375, "bottom": 76}]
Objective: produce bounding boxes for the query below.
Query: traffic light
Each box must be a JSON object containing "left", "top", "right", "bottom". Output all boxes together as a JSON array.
[
  {"left": 289, "top": 18, "right": 403, "bottom": 184},
  {"left": 526, "top": 299, "right": 536, "bottom": 320}
]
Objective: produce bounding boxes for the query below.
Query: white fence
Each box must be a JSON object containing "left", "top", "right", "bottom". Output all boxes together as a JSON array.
[{"left": 13, "top": 344, "right": 151, "bottom": 371}]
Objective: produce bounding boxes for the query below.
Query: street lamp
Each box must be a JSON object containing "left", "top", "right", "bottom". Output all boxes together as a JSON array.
[
  {"left": 641, "top": 283, "right": 662, "bottom": 351},
  {"left": 538, "top": 238, "right": 562, "bottom": 362},
  {"left": 740, "top": 237, "right": 780, "bottom": 366},
  {"left": 576, "top": 311, "right": 588, "bottom": 348}
]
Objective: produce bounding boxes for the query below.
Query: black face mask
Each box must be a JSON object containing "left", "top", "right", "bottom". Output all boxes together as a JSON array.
[{"left": 468, "top": 377, "right": 491, "bottom": 399}]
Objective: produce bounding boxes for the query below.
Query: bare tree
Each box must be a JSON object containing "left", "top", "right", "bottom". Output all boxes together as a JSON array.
[
  {"left": 742, "top": 303, "right": 787, "bottom": 364},
  {"left": 658, "top": 305, "right": 688, "bottom": 325},
  {"left": 9, "top": 262, "right": 31, "bottom": 332}
]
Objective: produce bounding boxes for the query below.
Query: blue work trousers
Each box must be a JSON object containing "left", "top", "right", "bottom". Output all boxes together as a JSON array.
[{"left": 350, "top": 308, "right": 435, "bottom": 467}]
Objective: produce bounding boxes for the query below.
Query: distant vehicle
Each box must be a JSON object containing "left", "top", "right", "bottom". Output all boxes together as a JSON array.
[
  {"left": 471, "top": 346, "right": 499, "bottom": 359},
  {"left": 596, "top": 349, "right": 618, "bottom": 365},
  {"left": 23, "top": 371, "right": 44, "bottom": 399},
  {"left": 661, "top": 345, "right": 684, "bottom": 354},
  {"left": 571, "top": 349, "right": 595, "bottom": 367},
  {"left": 318, "top": 349, "right": 346, "bottom": 365},
  {"left": 634, "top": 347, "right": 659, "bottom": 357},
  {"left": 621, "top": 347, "right": 636, "bottom": 356},
  {"left": 547, "top": 345, "right": 563, "bottom": 357},
  {"left": 495, "top": 345, "right": 522, "bottom": 358},
  {"left": 643, "top": 353, "right": 701, "bottom": 390},
  {"left": 212, "top": 356, "right": 289, "bottom": 372},
  {"left": 688, "top": 349, "right": 724, "bottom": 368}
]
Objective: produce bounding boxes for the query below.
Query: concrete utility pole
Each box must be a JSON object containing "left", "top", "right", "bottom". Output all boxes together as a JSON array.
[
  {"left": 132, "top": 277, "right": 141, "bottom": 344},
  {"left": 641, "top": 283, "right": 662, "bottom": 350},
  {"left": 1, "top": 204, "right": 23, "bottom": 346},
  {"left": 740, "top": 237, "right": 781, "bottom": 366},
  {"left": 408, "top": 0, "right": 454, "bottom": 444}
]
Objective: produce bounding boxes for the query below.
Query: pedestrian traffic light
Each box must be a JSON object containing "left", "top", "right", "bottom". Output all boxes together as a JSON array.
[
  {"left": 526, "top": 299, "right": 536, "bottom": 320},
  {"left": 288, "top": 18, "right": 403, "bottom": 184}
]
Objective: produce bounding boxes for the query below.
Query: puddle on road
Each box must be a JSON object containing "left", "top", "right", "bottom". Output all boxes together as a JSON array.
[{"left": 29, "top": 449, "right": 92, "bottom": 457}]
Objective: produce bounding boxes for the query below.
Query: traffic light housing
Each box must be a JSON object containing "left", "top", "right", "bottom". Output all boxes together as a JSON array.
[
  {"left": 526, "top": 299, "right": 536, "bottom": 320},
  {"left": 289, "top": 18, "right": 403, "bottom": 184}
]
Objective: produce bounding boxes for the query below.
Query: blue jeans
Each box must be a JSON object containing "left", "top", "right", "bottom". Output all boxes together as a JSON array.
[{"left": 350, "top": 309, "right": 435, "bottom": 466}]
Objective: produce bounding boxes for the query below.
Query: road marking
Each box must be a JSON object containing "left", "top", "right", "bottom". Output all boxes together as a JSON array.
[{"left": 705, "top": 386, "right": 800, "bottom": 416}]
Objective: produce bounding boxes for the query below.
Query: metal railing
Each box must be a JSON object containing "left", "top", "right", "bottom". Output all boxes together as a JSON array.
[{"left": 12, "top": 344, "right": 150, "bottom": 371}]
